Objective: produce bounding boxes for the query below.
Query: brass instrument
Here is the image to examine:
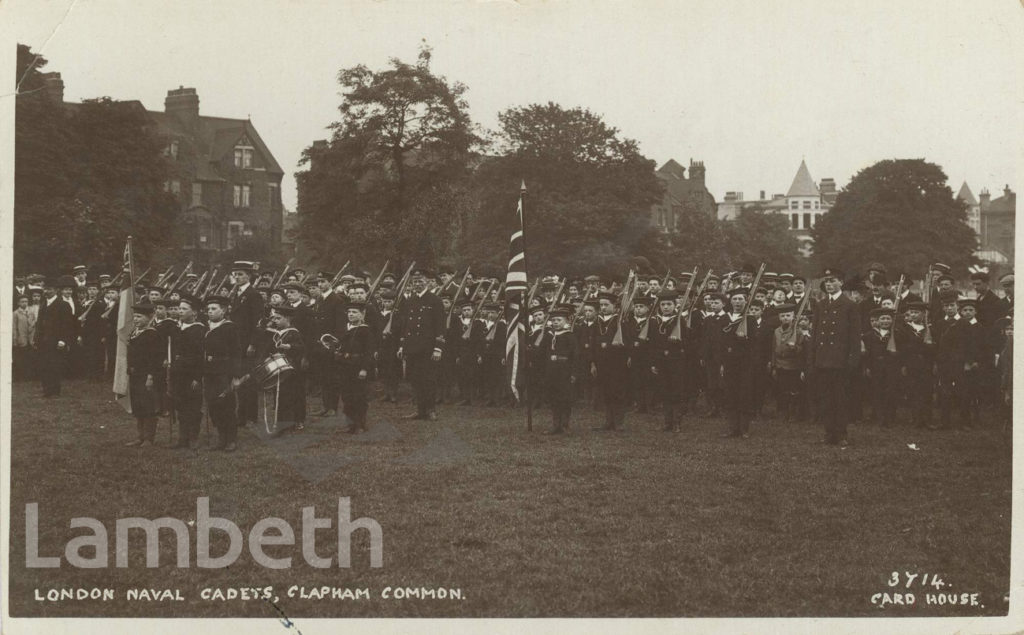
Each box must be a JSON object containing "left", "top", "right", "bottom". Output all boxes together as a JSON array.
[{"left": 319, "top": 332, "right": 341, "bottom": 352}]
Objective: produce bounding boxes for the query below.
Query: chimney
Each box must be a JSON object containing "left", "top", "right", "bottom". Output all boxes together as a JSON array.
[
  {"left": 979, "top": 188, "right": 991, "bottom": 211},
  {"left": 40, "top": 72, "right": 64, "bottom": 102},
  {"left": 759, "top": 190, "right": 765, "bottom": 201},
  {"left": 165, "top": 86, "right": 199, "bottom": 122},
  {"left": 309, "top": 140, "right": 329, "bottom": 170},
  {"left": 689, "top": 159, "right": 706, "bottom": 186}
]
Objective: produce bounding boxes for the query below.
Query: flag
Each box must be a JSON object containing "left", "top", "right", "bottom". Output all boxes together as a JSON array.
[
  {"left": 112, "top": 237, "right": 135, "bottom": 413},
  {"left": 505, "top": 182, "right": 528, "bottom": 400}
]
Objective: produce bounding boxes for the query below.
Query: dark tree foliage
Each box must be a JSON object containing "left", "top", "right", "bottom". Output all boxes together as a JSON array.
[
  {"left": 723, "top": 207, "right": 802, "bottom": 274},
  {"left": 466, "top": 103, "right": 663, "bottom": 278},
  {"left": 812, "top": 159, "right": 977, "bottom": 278},
  {"left": 295, "top": 45, "right": 479, "bottom": 270},
  {"left": 15, "top": 44, "right": 176, "bottom": 275}
]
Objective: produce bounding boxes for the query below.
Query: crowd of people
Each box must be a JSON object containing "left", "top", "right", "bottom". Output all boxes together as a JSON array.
[{"left": 12, "top": 260, "right": 1014, "bottom": 450}]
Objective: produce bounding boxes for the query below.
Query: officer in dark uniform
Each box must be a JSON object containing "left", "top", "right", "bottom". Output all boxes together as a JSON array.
[
  {"left": 541, "top": 304, "right": 578, "bottom": 434},
  {"left": 396, "top": 269, "right": 446, "bottom": 420},
  {"left": 169, "top": 294, "right": 206, "bottom": 449},
  {"left": 125, "top": 302, "right": 163, "bottom": 447},
  {"left": 809, "top": 268, "right": 862, "bottom": 446},
  {"left": 228, "top": 261, "right": 264, "bottom": 427},
  {"left": 203, "top": 297, "right": 242, "bottom": 451},
  {"left": 648, "top": 289, "right": 686, "bottom": 431}
]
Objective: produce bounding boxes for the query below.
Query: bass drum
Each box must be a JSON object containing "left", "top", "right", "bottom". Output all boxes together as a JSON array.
[{"left": 249, "top": 353, "right": 294, "bottom": 390}]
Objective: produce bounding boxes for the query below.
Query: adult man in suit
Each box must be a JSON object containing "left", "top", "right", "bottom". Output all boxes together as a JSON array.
[
  {"left": 35, "top": 276, "right": 78, "bottom": 397},
  {"left": 203, "top": 297, "right": 242, "bottom": 451},
  {"left": 312, "top": 271, "right": 342, "bottom": 416},
  {"left": 809, "top": 268, "right": 862, "bottom": 446},
  {"left": 228, "top": 261, "right": 263, "bottom": 426},
  {"left": 396, "top": 268, "right": 446, "bottom": 421},
  {"left": 71, "top": 265, "right": 88, "bottom": 289}
]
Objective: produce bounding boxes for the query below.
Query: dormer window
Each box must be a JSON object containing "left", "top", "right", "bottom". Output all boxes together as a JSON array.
[{"left": 234, "top": 146, "right": 254, "bottom": 169}]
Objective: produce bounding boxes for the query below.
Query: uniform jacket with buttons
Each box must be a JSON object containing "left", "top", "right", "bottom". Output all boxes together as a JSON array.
[
  {"left": 809, "top": 293, "right": 861, "bottom": 369},
  {"left": 396, "top": 290, "right": 446, "bottom": 357}
]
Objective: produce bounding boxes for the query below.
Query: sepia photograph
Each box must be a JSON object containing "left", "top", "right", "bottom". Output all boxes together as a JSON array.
[{"left": 0, "top": 0, "right": 1020, "bottom": 632}]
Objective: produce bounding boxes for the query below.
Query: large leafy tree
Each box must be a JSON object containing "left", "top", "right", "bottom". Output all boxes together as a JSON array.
[
  {"left": 295, "top": 45, "right": 479, "bottom": 268},
  {"left": 15, "top": 44, "right": 176, "bottom": 274},
  {"left": 812, "top": 159, "right": 977, "bottom": 277},
  {"left": 466, "top": 103, "right": 663, "bottom": 278}
]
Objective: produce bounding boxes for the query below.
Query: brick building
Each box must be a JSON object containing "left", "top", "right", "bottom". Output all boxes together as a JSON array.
[
  {"left": 978, "top": 185, "right": 1016, "bottom": 265},
  {"left": 147, "top": 87, "right": 284, "bottom": 263},
  {"left": 650, "top": 159, "right": 717, "bottom": 232},
  {"left": 716, "top": 160, "right": 836, "bottom": 257}
]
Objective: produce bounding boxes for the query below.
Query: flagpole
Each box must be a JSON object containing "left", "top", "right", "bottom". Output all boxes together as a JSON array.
[{"left": 520, "top": 181, "right": 531, "bottom": 433}]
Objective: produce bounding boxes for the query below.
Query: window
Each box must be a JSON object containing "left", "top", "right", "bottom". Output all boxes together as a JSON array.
[
  {"left": 233, "top": 185, "right": 241, "bottom": 207},
  {"left": 234, "top": 146, "right": 254, "bottom": 168},
  {"left": 191, "top": 182, "right": 202, "bottom": 207},
  {"left": 268, "top": 183, "right": 279, "bottom": 210},
  {"left": 789, "top": 200, "right": 798, "bottom": 210},
  {"left": 170, "top": 180, "right": 181, "bottom": 195},
  {"left": 813, "top": 200, "right": 820, "bottom": 210},
  {"left": 242, "top": 184, "right": 251, "bottom": 207},
  {"left": 227, "top": 221, "right": 245, "bottom": 249},
  {"left": 233, "top": 185, "right": 250, "bottom": 208},
  {"left": 802, "top": 200, "right": 811, "bottom": 209},
  {"left": 791, "top": 213, "right": 799, "bottom": 229},
  {"left": 803, "top": 213, "right": 811, "bottom": 229}
]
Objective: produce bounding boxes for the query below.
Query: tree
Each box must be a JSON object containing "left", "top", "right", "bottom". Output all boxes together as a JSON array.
[
  {"left": 812, "top": 159, "right": 977, "bottom": 278},
  {"left": 467, "top": 103, "right": 663, "bottom": 278},
  {"left": 14, "top": 44, "right": 177, "bottom": 275},
  {"left": 295, "top": 45, "right": 479, "bottom": 268},
  {"left": 723, "top": 207, "right": 802, "bottom": 274}
]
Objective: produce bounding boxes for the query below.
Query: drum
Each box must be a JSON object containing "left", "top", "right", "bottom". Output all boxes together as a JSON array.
[{"left": 249, "top": 353, "right": 294, "bottom": 389}]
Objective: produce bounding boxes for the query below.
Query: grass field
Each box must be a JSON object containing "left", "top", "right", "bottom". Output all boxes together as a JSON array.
[{"left": 6, "top": 378, "right": 1012, "bottom": 618}]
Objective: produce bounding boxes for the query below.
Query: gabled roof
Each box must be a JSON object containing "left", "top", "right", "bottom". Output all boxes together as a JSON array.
[
  {"left": 146, "top": 111, "right": 284, "bottom": 176},
  {"left": 956, "top": 181, "right": 978, "bottom": 206},
  {"left": 657, "top": 159, "right": 688, "bottom": 180},
  {"left": 786, "top": 160, "right": 820, "bottom": 197}
]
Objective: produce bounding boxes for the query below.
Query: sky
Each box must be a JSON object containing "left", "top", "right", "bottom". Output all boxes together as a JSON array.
[{"left": 3, "top": 0, "right": 1021, "bottom": 213}]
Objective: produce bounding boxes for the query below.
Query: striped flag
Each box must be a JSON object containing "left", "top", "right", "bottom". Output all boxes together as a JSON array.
[
  {"left": 505, "top": 182, "right": 528, "bottom": 401},
  {"left": 112, "top": 237, "right": 135, "bottom": 413}
]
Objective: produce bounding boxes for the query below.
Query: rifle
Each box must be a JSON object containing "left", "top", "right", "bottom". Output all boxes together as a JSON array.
[
  {"left": 723, "top": 263, "right": 765, "bottom": 338},
  {"left": 921, "top": 266, "right": 933, "bottom": 345},
  {"left": 271, "top": 258, "right": 296, "bottom": 289},
  {"left": 611, "top": 271, "right": 639, "bottom": 347},
  {"left": 788, "top": 290, "right": 812, "bottom": 345},
  {"left": 885, "top": 275, "right": 906, "bottom": 353},
  {"left": 328, "top": 260, "right": 352, "bottom": 288},
  {"left": 668, "top": 266, "right": 700, "bottom": 341},
  {"left": 205, "top": 272, "right": 230, "bottom": 300},
  {"left": 77, "top": 296, "right": 101, "bottom": 323},
  {"left": 381, "top": 261, "right": 416, "bottom": 336},
  {"left": 446, "top": 267, "right": 471, "bottom": 329},
  {"left": 166, "top": 262, "right": 194, "bottom": 294},
  {"left": 570, "top": 288, "right": 594, "bottom": 328},
  {"left": 188, "top": 269, "right": 210, "bottom": 298},
  {"left": 525, "top": 277, "right": 541, "bottom": 309},
  {"left": 133, "top": 267, "right": 153, "bottom": 287},
  {"left": 546, "top": 278, "right": 566, "bottom": 313},
  {"left": 660, "top": 268, "right": 673, "bottom": 290},
  {"left": 367, "top": 259, "right": 391, "bottom": 299},
  {"left": 463, "top": 279, "right": 497, "bottom": 340},
  {"left": 153, "top": 264, "right": 176, "bottom": 289},
  {"left": 685, "top": 268, "right": 711, "bottom": 329}
]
